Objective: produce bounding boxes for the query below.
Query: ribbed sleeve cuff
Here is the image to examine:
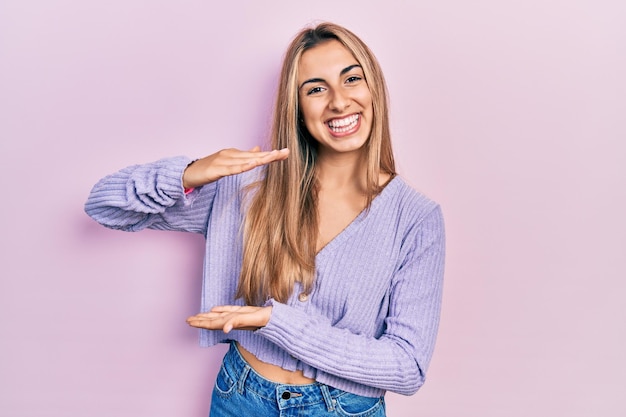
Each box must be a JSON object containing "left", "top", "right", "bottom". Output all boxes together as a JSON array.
[
  {"left": 257, "top": 299, "right": 307, "bottom": 345},
  {"left": 154, "top": 156, "right": 194, "bottom": 201}
]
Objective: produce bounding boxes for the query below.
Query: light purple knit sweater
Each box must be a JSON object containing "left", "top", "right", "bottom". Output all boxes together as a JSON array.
[{"left": 84, "top": 156, "right": 445, "bottom": 398}]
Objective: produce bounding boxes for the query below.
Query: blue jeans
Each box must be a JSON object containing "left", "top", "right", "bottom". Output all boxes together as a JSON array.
[{"left": 209, "top": 343, "right": 386, "bottom": 416}]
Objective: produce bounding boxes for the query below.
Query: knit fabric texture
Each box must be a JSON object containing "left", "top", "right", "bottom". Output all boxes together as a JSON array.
[{"left": 85, "top": 156, "right": 445, "bottom": 397}]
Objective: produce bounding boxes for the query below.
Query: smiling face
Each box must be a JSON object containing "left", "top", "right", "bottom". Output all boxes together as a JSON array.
[{"left": 297, "top": 40, "right": 374, "bottom": 158}]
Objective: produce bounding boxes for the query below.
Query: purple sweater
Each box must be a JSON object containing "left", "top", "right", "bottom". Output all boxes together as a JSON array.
[{"left": 84, "top": 156, "right": 445, "bottom": 397}]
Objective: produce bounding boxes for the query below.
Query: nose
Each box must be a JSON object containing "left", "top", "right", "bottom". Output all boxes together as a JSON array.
[{"left": 328, "top": 89, "right": 350, "bottom": 112}]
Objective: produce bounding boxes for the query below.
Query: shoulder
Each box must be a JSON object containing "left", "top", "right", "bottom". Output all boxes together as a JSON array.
[
  {"left": 380, "top": 177, "right": 445, "bottom": 263},
  {"left": 376, "top": 176, "right": 443, "bottom": 227}
]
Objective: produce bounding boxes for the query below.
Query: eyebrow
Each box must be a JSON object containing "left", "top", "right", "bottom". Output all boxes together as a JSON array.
[{"left": 299, "top": 64, "right": 362, "bottom": 90}]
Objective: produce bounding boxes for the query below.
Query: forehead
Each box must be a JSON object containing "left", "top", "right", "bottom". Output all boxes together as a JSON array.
[{"left": 297, "top": 40, "right": 360, "bottom": 79}]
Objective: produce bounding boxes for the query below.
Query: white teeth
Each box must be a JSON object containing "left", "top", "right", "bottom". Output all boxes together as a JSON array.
[{"left": 327, "top": 114, "right": 359, "bottom": 132}]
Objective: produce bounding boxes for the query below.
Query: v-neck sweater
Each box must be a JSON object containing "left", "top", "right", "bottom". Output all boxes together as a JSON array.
[{"left": 85, "top": 156, "right": 445, "bottom": 397}]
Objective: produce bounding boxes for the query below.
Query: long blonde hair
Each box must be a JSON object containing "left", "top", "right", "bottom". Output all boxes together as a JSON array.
[{"left": 237, "top": 22, "right": 396, "bottom": 305}]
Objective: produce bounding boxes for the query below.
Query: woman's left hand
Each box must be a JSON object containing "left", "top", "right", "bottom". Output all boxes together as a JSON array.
[{"left": 186, "top": 305, "right": 272, "bottom": 333}]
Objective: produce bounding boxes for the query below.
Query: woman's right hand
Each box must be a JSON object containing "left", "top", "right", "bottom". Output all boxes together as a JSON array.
[{"left": 182, "top": 146, "right": 289, "bottom": 189}]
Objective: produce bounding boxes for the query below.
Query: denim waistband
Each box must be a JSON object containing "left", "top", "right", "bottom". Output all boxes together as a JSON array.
[{"left": 221, "top": 342, "right": 346, "bottom": 412}]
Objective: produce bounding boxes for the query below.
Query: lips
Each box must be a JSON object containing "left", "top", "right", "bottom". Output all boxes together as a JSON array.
[{"left": 326, "top": 114, "right": 360, "bottom": 135}]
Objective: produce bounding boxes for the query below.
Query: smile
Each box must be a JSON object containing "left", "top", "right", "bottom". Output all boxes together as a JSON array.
[{"left": 327, "top": 114, "right": 360, "bottom": 134}]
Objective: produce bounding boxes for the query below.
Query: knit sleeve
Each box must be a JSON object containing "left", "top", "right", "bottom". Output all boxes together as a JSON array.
[
  {"left": 84, "top": 156, "right": 217, "bottom": 234},
  {"left": 256, "top": 206, "right": 445, "bottom": 396}
]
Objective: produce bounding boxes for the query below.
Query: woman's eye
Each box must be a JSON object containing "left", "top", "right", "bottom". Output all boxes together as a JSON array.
[
  {"left": 307, "top": 86, "right": 324, "bottom": 95},
  {"left": 346, "top": 76, "right": 362, "bottom": 84}
]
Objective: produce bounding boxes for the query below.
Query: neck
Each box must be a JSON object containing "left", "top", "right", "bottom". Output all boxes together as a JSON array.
[{"left": 315, "top": 149, "right": 368, "bottom": 192}]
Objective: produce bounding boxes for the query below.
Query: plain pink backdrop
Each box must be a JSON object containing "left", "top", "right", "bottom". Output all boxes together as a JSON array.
[{"left": 1, "top": 1, "right": 625, "bottom": 416}]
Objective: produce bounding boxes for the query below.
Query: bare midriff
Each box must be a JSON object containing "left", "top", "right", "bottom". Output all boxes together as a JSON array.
[{"left": 236, "top": 342, "right": 315, "bottom": 385}]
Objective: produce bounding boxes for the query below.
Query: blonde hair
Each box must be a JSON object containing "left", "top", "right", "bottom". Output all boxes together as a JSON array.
[{"left": 237, "top": 22, "right": 396, "bottom": 305}]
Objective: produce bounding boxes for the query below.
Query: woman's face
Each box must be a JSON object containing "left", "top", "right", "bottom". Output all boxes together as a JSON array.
[{"left": 297, "top": 40, "right": 373, "bottom": 157}]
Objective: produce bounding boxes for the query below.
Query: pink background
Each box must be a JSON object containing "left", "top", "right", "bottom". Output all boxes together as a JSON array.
[{"left": 1, "top": 1, "right": 625, "bottom": 416}]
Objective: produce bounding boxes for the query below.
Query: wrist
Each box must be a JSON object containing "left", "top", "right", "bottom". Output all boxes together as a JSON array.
[{"left": 182, "top": 159, "right": 199, "bottom": 189}]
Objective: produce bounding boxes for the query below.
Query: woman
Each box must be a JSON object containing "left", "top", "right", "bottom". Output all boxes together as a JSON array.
[{"left": 85, "top": 22, "right": 445, "bottom": 417}]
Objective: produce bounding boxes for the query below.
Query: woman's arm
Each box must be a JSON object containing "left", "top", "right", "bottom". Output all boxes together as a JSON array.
[
  {"left": 84, "top": 156, "right": 214, "bottom": 233},
  {"left": 189, "top": 206, "right": 445, "bottom": 395},
  {"left": 84, "top": 148, "right": 289, "bottom": 233},
  {"left": 258, "top": 208, "right": 445, "bottom": 395}
]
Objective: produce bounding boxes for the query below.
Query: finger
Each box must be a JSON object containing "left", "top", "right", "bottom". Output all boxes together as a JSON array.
[
  {"left": 187, "top": 309, "right": 234, "bottom": 320},
  {"left": 222, "top": 315, "right": 253, "bottom": 333},
  {"left": 187, "top": 314, "right": 217, "bottom": 323},
  {"left": 218, "top": 148, "right": 289, "bottom": 168},
  {"left": 187, "top": 318, "right": 223, "bottom": 329},
  {"left": 236, "top": 149, "right": 290, "bottom": 172},
  {"left": 223, "top": 320, "right": 234, "bottom": 333},
  {"left": 212, "top": 152, "right": 284, "bottom": 175},
  {"left": 186, "top": 315, "right": 247, "bottom": 332},
  {"left": 210, "top": 305, "right": 244, "bottom": 313},
  {"left": 187, "top": 312, "right": 228, "bottom": 322},
  {"left": 262, "top": 148, "right": 290, "bottom": 163},
  {"left": 223, "top": 324, "right": 261, "bottom": 333},
  {"left": 220, "top": 148, "right": 280, "bottom": 159},
  {"left": 228, "top": 148, "right": 289, "bottom": 161}
]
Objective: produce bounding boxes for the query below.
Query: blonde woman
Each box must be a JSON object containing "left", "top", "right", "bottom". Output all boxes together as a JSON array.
[{"left": 86, "top": 22, "right": 445, "bottom": 417}]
